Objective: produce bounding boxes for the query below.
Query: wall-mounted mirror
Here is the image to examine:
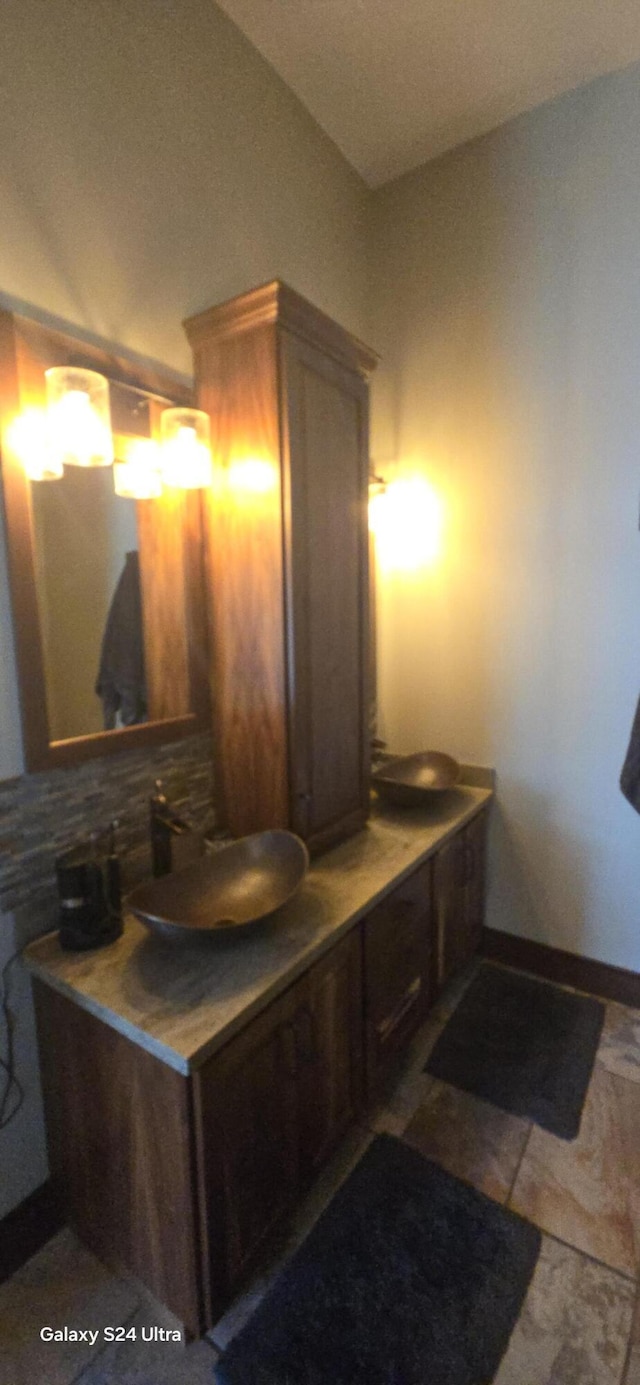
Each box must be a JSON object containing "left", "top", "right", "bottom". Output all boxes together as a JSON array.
[{"left": 0, "top": 310, "right": 209, "bottom": 772}]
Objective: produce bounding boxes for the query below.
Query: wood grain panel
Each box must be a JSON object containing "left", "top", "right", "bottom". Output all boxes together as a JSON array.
[
  {"left": 184, "top": 279, "right": 379, "bottom": 378},
  {"left": 281, "top": 332, "right": 371, "bottom": 850},
  {"left": 137, "top": 398, "right": 209, "bottom": 725},
  {"left": 33, "top": 982, "right": 205, "bottom": 1335},
  {"left": 0, "top": 311, "right": 50, "bottom": 768},
  {"left": 137, "top": 487, "right": 190, "bottom": 722},
  {"left": 193, "top": 984, "right": 300, "bottom": 1305},
  {"left": 433, "top": 809, "right": 489, "bottom": 989},
  {"left": 296, "top": 929, "right": 364, "bottom": 1181},
  {"left": 190, "top": 322, "right": 289, "bottom": 835},
  {"left": 433, "top": 832, "right": 465, "bottom": 990}
]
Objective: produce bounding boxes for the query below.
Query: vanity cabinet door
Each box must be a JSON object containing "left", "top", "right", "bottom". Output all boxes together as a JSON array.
[
  {"left": 195, "top": 933, "right": 364, "bottom": 1308},
  {"left": 195, "top": 986, "right": 301, "bottom": 1305},
  {"left": 433, "top": 810, "right": 488, "bottom": 989},
  {"left": 295, "top": 930, "right": 363, "bottom": 1183},
  {"left": 362, "top": 860, "right": 433, "bottom": 1099},
  {"left": 281, "top": 331, "right": 371, "bottom": 853}
]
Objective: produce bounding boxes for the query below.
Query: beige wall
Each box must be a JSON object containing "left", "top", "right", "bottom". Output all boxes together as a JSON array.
[
  {"left": 369, "top": 65, "right": 640, "bottom": 971},
  {"left": 0, "top": 0, "right": 368, "bottom": 779}
]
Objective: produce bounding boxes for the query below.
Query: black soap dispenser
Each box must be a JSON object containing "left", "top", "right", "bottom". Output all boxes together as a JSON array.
[{"left": 56, "top": 825, "right": 123, "bottom": 951}]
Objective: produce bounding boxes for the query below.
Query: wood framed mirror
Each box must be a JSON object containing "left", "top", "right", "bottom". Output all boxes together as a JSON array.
[{"left": 0, "top": 310, "right": 210, "bottom": 772}]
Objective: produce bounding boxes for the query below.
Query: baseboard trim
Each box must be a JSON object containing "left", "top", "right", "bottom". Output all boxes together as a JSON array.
[
  {"left": 0, "top": 1179, "right": 63, "bottom": 1285},
  {"left": 481, "top": 928, "right": 640, "bottom": 1008}
]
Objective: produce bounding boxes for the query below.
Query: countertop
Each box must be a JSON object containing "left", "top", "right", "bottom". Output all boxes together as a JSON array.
[{"left": 24, "top": 786, "right": 491, "bottom": 1076}]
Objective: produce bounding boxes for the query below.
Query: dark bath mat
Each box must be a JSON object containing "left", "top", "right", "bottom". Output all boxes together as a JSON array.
[
  {"left": 215, "top": 1133, "right": 541, "bottom": 1385},
  {"left": 426, "top": 963, "right": 605, "bottom": 1140}
]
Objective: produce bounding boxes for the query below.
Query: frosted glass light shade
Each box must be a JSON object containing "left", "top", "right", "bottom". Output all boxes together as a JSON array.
[
  {"left": 45, "top": 366, "right": 113, "bottom": 468},
  {"left": 114, "top": 439, "right": 162, "bottom": 499},
  {"left": 160, "top": 408, "right": 212, "bottom": 489}
]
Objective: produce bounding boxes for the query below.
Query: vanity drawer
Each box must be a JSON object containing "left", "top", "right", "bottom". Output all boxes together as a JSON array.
[{"left": 362, "top": 860, "right": 433, "bottom": 1098}]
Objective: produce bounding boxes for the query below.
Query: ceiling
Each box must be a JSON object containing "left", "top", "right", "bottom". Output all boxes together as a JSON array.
[{"left": 217, "top": 0, "right": 640, "bottom": 186}]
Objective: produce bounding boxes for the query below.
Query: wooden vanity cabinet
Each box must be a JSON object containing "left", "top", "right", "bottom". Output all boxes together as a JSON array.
[
  {"left": 362, "top": 860, "right": 433, "bottom": 1100},
  {"left": 433, "top": 809, "right": 488, "bottom": 990},
  {"left": 184, "top": 282, "right": 378, "bottom": 853},
  {"left": 30, "top": 806, "right": 489, "bottom": 1335},
  {"left": 194, "top": 930, "right": 362, "bottom": 1307}
]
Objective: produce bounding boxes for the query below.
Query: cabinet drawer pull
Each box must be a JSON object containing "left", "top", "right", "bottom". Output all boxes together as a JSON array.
[{"left": 376, "top": 976, "right": 422, "bottom": 1042}]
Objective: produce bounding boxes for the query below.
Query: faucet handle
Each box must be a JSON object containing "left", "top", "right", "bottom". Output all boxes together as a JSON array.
[{"left": 150, "top": 779, "right": 168, "bottom": 810}]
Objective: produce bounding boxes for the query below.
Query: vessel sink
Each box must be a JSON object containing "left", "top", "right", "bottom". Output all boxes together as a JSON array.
[
  {"left": 372, "top": 751, "right": 460, "bottom": 806},
  {"left": 127, "top": 829, "right": 309, "bottom": 941}
]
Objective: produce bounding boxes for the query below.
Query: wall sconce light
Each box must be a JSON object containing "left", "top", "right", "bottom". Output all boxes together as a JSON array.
[
  {"left": 113, "top": 438, "right": 162, "bottom": 500},
  {"left": 160, "top": 408, "right": 213, "bottom": 489},
  {"left": 369, "top": 472, "right": 443, "bottom": 572},
  {"left": 8, "top": 357, "right": 214, "bottom": 494},
  {"left": 45, "top": 366, "right": 113, "bottom": 469},
  {"left": 5, "top": 408, "right": 63, "bottom": 481}
]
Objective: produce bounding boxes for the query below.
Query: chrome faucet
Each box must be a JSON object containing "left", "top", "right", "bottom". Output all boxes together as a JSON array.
[{"left": 149, "top": 780, "right": 191, "bottom": 877}]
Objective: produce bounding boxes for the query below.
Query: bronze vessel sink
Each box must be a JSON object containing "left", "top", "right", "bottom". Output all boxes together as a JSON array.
[
  {"left": 127, "top": 829, "right": 309, "bottom": 941},
  {"left": 372, "top": 751, "right": 460, "bottom": 806}
]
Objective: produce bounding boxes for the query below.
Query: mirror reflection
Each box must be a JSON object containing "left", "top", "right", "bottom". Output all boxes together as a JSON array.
[{"left": 31, "top": 467, "right": 147, "bottom": 741}]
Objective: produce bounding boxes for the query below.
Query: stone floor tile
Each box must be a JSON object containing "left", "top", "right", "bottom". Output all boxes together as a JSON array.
[
  {"left": 0, "top": 1228, "right": 140, "bottom": 1385},
  {"left": 598, "top": 1003, "right": 640, "bottom": 1086},
  {"left": 402, "top": 1079, "right": 531, "bottom": 1202},
  {"left": 76, "top": 1296, "right": 217, "bottom": 1384},
  {"left": 510, "top": 1064, "right": 640, "bottom": 1277},
  {"left": 494, "top": 1234, "right": 635, "bottom": 1385}
]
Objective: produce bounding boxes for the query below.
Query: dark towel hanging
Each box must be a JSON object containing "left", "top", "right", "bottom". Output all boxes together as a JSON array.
[
  {"left": 620, "top": 693, "right": 640, "bottom": 813},
  {"left": 95, "top": 550, "right": 147, "bottom": 730}
]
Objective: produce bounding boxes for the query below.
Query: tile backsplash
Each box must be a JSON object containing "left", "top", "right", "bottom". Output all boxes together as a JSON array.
[{"left": 0, "top": 732, "right": 215, "bottom": 929}]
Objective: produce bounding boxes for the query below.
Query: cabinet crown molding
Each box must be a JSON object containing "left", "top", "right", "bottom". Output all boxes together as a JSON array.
[{"left": 184, "top": 280, "right": 379, "bottom": 379}]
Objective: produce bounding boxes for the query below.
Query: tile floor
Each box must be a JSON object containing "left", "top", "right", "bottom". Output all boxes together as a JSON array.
[{"left": 2, "top": 961, "right": 639, "bottom": 1384}]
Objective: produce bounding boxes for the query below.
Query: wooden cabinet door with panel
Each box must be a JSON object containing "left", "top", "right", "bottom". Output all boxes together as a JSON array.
[
  {"left": 281, "top": 331, "right": 371, "bottom": 852},
  {"left": 194, "top": 985, "right": 301, "bottom": 1305},
  {"left": 295, "top": 930, "right": 363, "bottom": 1184},
  {"left": 362, "top": 860, "right": 433, "bottom": 1099},
  {"left": 433, "top": 810, "right": 489, "bottom": 990},
  {"left": 195, "top": 932, "right": 364, "bottom": 1305}
]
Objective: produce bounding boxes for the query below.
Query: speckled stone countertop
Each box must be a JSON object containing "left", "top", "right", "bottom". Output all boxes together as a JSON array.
[{"left": 24, "top": 786, "right": 491, "bottom": 1076}]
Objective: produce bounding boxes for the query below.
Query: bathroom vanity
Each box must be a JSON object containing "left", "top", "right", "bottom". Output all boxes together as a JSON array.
[{"left": 25, "top": 785, "right": 491, "bottom": 1336}]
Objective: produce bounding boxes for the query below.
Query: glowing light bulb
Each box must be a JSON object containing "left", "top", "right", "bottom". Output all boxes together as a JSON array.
[
  {"left": 6, "top": 408, "right": 63, "bottom": 481},
  {"left": 113, "top": 438, "right": 162, "bottom": 499},
  {"left": 160, "top": 408, "right": 212, "bottom": 489},
  {"left": 369, "top": 475, "right": 444, "bottom": 572}
]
